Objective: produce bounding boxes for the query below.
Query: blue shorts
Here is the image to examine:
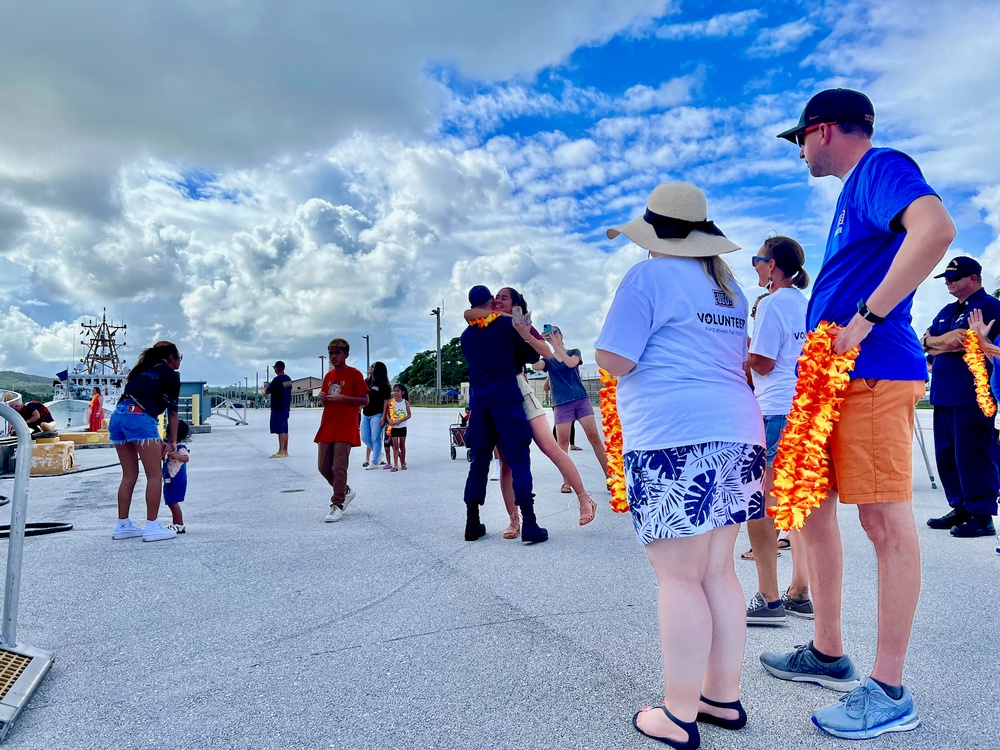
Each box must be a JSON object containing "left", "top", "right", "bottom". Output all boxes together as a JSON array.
[
  {"left": 763, "top": 414, "right": 788, "bottom": 466},
  {"left": 270, "top": 411, "right": 289, "bottom": 435},
  {"left": 108, "top": 401, "right": 161, "bottom": 444}
]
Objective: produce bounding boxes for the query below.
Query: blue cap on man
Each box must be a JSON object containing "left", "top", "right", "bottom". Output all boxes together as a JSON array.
[
  {"left": 934, "top": 256, "right": 982, "bottom": 281},
  {"left": 468, "top": 285, "right": 493, "bottom": 307}
]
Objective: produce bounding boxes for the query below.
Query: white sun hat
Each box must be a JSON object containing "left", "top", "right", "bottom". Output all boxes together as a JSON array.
[{"left": 606, "top": 182, "right": 740, "bottom": 257}]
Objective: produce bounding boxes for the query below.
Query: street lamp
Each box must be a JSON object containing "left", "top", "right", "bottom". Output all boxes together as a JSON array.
[
  {"left": 430, "top": 307, "right": 442, "bottom": 405},
  {"left": 362, "top": 334, "right": 370, "bottom": 370},
  {"left": 318, "top": 355, "right": 325, "bottom": 381}
]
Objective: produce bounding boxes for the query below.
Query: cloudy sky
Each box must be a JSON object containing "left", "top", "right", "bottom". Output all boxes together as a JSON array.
[{"left": 2, "top": 0, "right": 999, "bottom": 388}]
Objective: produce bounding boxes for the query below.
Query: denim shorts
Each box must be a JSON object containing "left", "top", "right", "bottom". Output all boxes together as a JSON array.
[
  {"left": 108, "top": 401, "right": 161, "bottom": 444},
  {"left": 763, "top": 414, "right": 787, "bottom": 466},
  {"left": 552, "top": 396, "right": 594, "bottom": 425}
]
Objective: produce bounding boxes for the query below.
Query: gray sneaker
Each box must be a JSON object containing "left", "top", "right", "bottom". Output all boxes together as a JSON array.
[
  {"left": 343, "top": 488, "right": 356, "bottom": 510},
  {"left": 324, "top": 505, "right": 344, "bottom": 523},
  {"left": 781, "top": 592, "right": 815, "bottom": 619},
  {"left": 747, "top": 591, "right": 786, "bottom": 625},
  {"left": 760, "top": 642, "right": 862, "bottom": 692}
]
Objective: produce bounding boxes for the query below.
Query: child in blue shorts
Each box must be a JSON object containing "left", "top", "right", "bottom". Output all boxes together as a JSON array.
[{"left": 163, "top": 420, "right": 190, "bottom": 534}]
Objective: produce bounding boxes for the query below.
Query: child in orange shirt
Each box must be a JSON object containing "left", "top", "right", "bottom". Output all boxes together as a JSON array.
[{"left": 314, "top": 338, "right": 369, "bottom": 523}]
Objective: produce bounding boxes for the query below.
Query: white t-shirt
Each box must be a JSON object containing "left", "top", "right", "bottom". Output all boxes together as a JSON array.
[
  {"left": 595, "top": 256, "right": 764, "bottom": 453},
  {"left": 750, "top": 287, "right": 808, "bottom": 416}
]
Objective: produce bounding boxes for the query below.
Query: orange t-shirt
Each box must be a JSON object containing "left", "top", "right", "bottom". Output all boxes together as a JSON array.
[{"left": 314, "top": 366, "right": 369, "bottom": 445}]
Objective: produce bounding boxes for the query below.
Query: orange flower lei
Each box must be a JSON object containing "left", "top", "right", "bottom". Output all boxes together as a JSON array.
[
  {"left": 963, "top": 329, "right": 996, "bottom": 417},
  {"left": 767, "top": 322, "right": 859, "bottom": 531},
  {"left": 468, "top": 312, "right": 500, "bottom": 328},
  {"left": 598, "top": 368, "right": 629, "bottom": 513}
]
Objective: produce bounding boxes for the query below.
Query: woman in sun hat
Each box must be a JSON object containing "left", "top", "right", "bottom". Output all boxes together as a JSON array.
[{"left": 595, "top": 182, "right": 764, "bottom": 749}]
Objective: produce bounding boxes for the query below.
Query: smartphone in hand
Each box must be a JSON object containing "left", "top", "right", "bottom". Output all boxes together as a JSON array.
[
  {"left": 542, "top": 323, "right": 553, "bottom": 337},
  {"left": 512, "top": 306, "right": 523, "bottom": 325}
]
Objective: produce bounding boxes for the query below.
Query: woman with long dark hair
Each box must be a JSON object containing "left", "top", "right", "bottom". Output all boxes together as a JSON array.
[
  {"left": 108, "top": 340, "right": 183, "bottom": 543},
  {"left": 362, "top": 361, "right": 392, "bottom": 469}
]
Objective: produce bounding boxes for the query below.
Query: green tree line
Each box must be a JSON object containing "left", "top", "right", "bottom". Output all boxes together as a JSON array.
[
  {"left": 394, "top": 337, "right": 468, "bottom": 389},
  {"left": 0, "top": 370, "right": 53, "bottom": 404}
]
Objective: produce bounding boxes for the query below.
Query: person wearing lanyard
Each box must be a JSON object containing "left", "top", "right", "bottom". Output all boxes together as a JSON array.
[{"left": 921, "top": 256, "right": 1000, "bottom": 538}]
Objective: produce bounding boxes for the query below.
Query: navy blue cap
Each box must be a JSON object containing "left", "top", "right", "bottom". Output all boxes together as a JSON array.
[
  {"left": 468, "top": 285, "right": 493, "bottom": 308},
  {"left": 934, "top": 256, "right": 982, "bottom": 280},
  {"left": 777, "top": 88, "right": 875, "bottom": 143}
]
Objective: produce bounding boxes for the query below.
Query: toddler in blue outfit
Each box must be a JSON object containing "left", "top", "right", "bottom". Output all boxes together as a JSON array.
[{"left": 163, "top": 420, "right": 190, "bottom": 534}]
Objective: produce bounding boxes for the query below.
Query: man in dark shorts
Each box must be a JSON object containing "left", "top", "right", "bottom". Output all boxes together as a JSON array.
[
  {"left": 264, "top": 361, "right": 292, "bottom": 458},
  {"left": 761, "top": 88, "right": 956, "bottom": 740},
  {"left": 922, "top": 256, "right": 1000, "bottom": 538}
]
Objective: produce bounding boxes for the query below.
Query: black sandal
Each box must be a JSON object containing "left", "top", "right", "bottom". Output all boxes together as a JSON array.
[
  {"left": 696, "top": 695, "right": 747, "bottom": 730},
  {"left": 632, "top": 705, "right": 700, "bottom": 749}
]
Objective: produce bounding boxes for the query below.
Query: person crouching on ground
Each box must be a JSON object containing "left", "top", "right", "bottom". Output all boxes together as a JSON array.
[
  {"left": 596, "top": 182, "right": 764, "bottom": 749},
  {"left": 459, "top": 285, "right": 546, "bottom": 543},
  {"left": 315, "top": 338, "right": 369, "bottom": 523}
]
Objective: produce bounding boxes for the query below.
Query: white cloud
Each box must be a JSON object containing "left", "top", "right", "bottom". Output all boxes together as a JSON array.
[
  {"left": 748, "top": 18, "right": 817, "bottom": 58},
  {"left": 655, "top": 10, "right": 763, "bottom": 40}
]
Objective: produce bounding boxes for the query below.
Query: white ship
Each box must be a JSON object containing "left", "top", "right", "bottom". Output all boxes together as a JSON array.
[{"left": 47, "top": 310, "right": 129, "bottom": 430}]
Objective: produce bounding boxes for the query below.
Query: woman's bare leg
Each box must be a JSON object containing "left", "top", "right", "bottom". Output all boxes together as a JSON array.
[{"left": 115, "top": 443, "right": 139, "bottom": 519}]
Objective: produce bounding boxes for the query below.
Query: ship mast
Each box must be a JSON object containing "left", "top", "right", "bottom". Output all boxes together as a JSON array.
[{"left": 79, "top": 309, "right": 127, "bottom": 375}]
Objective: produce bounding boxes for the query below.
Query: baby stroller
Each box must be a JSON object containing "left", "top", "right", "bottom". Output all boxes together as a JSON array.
[{"left": 449, "top": 422, "right": 472, "bottom": 461}]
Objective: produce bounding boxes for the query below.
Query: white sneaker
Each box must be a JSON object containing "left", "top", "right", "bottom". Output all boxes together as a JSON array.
[
  {"left": 112, "top": 518, "right": 143, "bottom": 540},
  {"left": 489, "top": 459, "right": 500, "bottom": 481},
  {"left": 165, "top": 523, "right": 186, "bottom": 534},
  {"left": 365, "top": 463, "right": 381, "bottom": 470},
  {"left": 343, "top": 488, "right": 356, "bottom": 510},
  {"left": 324, "top": 505, "right": 344, "bottom": 523},
  {"left": 142, "top": 520, "right": 177, "bottom": 542}
]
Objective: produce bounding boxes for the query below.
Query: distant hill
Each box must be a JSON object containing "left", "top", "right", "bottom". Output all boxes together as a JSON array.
[{"left": 0, "top": 370, "right": 54, "bottom": 403}]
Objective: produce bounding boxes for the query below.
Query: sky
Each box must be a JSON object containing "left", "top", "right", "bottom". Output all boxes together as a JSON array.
[{"left": 2, "top": 0, "right": 1000, "bottom": 388}]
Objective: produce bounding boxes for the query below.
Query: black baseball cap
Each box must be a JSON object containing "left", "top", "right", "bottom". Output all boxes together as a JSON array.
[
  {"left": 274, "top": 360, "right": 285, "bottom": 369},
  {"left": 776, "top": 88, "right": 875, "bottom": 144},
  {"left": 934, "top": 256, "right": 982, "bottom": 280}
]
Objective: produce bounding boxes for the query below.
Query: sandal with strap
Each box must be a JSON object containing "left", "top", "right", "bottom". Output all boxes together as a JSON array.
[
  {"left": 502, "top": 513, "right": 521, "bottom": 539},
  {"left": 632, "top": 705, "right": 700, "bottom": 749},
  {"left": 578, "top": 493, "right": 597, "bottom": 526},
  {"left": 697, "top": 695, "right": 746, "bottom": 730},
  {"left": 560, "top": 483, "right": 572, "bottom": 494}
]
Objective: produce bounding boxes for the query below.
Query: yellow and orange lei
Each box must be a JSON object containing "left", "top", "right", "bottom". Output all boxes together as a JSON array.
[
  {"left": 963, "top": 329, "right": 996, "bottom": 417},
  {"left": 768, "top": 322, "right": 859, "bottom": 531},
  {"left": 468, "top": 312, "right": 500, "bottom": 328},
  {"left": 599, "top": 369, "right": 629, "bottom": 513}
]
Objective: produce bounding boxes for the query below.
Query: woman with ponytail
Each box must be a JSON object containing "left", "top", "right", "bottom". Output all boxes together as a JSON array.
[
  {"left": 108, "top": 340, "right": 183, "bottom": 543},
  {"left": 743, "top": 235, "right": 813, "bottom": 625}
]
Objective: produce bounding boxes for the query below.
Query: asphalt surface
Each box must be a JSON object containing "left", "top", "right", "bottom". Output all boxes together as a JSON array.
[{"left": 0, "top": 407, "right": 997, "bottom": 749}]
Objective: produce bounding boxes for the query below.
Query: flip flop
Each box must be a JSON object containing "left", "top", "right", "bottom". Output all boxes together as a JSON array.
[
  {"left": 560, "top": 483, "right": 572, "bottom": 493},
  {"left": 777, "top": 538, "right": 791, "bottom": 550}
]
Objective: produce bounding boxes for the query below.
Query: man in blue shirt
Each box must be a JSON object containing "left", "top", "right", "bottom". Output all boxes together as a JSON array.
[
  {"left": 460, "top": 285, "right": 546, "bottom": 544},
  {"left": 922, "top": 256, "right": 1000, "bottom": 537},
  {"left": 264, "top": 361, "right": 292, "bottom": 458},
  {"left": 760, "top": 89, "right": 956, "bottom": 740}
]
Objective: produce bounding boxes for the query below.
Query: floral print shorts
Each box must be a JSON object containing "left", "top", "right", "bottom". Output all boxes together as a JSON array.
[{"left": 625, "top": 441, "right": 765, "bottom": 544}]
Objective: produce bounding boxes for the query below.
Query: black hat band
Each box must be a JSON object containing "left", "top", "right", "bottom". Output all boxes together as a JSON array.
[{"left": 643, "top": 209, "right": 727, "bottom": 240}]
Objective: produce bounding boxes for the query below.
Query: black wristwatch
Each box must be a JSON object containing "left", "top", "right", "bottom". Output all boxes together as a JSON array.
[{"left": 857, "top": 299, "right": 886, "bottom": 325}]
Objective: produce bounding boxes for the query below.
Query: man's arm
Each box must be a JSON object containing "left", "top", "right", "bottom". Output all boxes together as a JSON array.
[
  {"left": 595, "top": 349, "right": 636, "bottom": 377},
  {"left": 922, "top": 328, "right": 966, "bottom": 355},
  {"left": 834, "top": 195, "right": 956, "bottom": 354},
  {"left": 747, "top": 353, "right": 777, "bottom": 375}
]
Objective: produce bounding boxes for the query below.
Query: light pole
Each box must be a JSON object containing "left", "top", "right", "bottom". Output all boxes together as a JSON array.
[
  {"left": 318, "top": 355, "right": 325, "bottom": 381},
  {"left": 244, "top": 377, "right": 248, "bottom": 406},
  {"left": 430, "top": 307, "right": 442, "bottom": 405},
  {"left": 362, "top": 334, "right": 370, "bottom": 370}
]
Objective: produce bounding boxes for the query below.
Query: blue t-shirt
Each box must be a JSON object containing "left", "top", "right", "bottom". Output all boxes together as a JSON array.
[
  {"left": 806, "top": 148, "right": 938, "bottom": 381},
  {"left": 268, "top": 374, "right": 292, "bottom": 413},
  {"left": 460, "top": 316, "right": 540, "bottom": 408},
  {"left": 927, "top": 288, "right": 1000, "bottom": 407},
  {"left": 540, "top": 349, "right": 588, "bottom": 406}
]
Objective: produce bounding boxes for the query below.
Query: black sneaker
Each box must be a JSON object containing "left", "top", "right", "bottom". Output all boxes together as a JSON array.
[
  {"left": 927, "top": 508, "right": 968, "bottom": 529},
  {"left": 950, "top": 516, "right": 996, "bottom": 538}
]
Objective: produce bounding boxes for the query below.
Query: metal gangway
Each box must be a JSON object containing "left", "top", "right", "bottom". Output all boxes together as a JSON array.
[
  {"left": 0, "top": 402, "right": 54, "bottom": 741},
  {"left": 206, "top": 396, "right": 248, "bottom": 426}
]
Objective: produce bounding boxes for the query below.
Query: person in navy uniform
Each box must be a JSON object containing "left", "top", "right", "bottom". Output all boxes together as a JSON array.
[
  {"left": 922, "top": 256, "right": 1000, "bottom": 537},
  {"left": 459, "top": 285, "right": 546, "bottom": 544}
]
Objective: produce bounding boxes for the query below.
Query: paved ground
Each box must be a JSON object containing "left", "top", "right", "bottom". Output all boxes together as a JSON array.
[{"left": 0, "top": 407, "right": 997, "bottom": 749}]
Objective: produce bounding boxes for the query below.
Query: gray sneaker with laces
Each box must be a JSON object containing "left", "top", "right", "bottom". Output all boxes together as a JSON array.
[
  {"left": 760, "top": 641, "right": 862, "bottom": 691},
  {"left": 781, "top": 592, "right": 815, "bottom": 619},
  {"left": 746, "top": 591, "right": 786, "bottom": 625}
]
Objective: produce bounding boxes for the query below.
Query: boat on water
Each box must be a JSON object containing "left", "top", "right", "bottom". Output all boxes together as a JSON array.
[{"left": 46, "top": 310, "right": 129, "bottom": 431}]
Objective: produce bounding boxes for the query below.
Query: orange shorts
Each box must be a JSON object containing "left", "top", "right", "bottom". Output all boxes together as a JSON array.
[{"left": 827, "top": 378, "right": 924, "bottom": 504}]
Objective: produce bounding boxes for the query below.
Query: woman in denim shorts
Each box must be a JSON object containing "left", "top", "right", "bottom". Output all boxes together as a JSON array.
[
  {"left": 596, "top": 182, "right": 765, "bottom": 748},
  {"left": 108, "top": 341, "right": 183, "bottom": 543}
]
